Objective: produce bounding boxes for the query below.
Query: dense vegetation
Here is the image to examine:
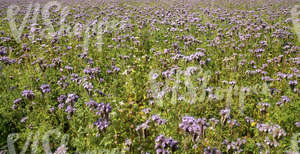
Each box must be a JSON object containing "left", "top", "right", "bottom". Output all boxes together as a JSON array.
[{"left": 0, "top": 0, "right": 299, "bottom": 153}]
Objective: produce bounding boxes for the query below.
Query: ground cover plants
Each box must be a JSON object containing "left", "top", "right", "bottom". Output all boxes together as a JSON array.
[{"left": 0, "top": 0, "right": 299, "bottom": 153}]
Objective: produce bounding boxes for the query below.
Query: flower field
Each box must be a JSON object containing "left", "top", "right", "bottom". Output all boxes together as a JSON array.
[{"left": 0, "top": 0, "right": 299, "bottom": 153}]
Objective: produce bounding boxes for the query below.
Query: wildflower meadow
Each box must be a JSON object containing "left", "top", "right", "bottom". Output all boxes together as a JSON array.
[{"left": 0, "top": 0, "right": 299, "bottom": 153}]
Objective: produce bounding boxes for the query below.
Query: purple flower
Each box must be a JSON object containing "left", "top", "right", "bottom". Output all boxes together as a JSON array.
[
  {"left": 257, "top": 102, "right": 270, "bottom": 112},
  {"left": 204, "top": 146, "right": 222, "bottom": 154},
  {"left": 112, "top": 66, "right": 120, "bottom": 73},
  {"left": 85, "top": 100, "right": 97, "bottom": 108},
  {"left": 245, "top": 116, "right": 254, "bottom": 124},
  {"left": 95, "top": 103, "right": 112, "bottom": 119},
  {"left": 277, "top": 96, "right": 290, "bottom": 106},
  {"left": 71, "top": 73, "right": 81, "bottom": 84},
  {"left": 49, "top": 107, "right": 55, "bottom": 113},
  {"left": 0, "top": 46, "right": 7, "bottom": 56},
  {"left": 0, "top": 56, "right": 16, "bottom": 65},
  {"left": 151, "top": 115, "right": 167, "bottom": 125},
  {"left": 220, "top": 108, "right": 231, "bottom": 123},
  {"left": 58, "top": 103, "right": 65, "bottom": 109},
  {"left": 40, "top": 84, "right": 51, "bottom": 93},
  {"left": 264, "top": 136, "right": 279, "bottom": 147},
  {"left": 57, "top": 95, "right": 67, "bottom": 103},
  {"left": 256, "top": 123, "right": 286, "bottom": 138},
  {"left": 227, "top": 119, "right": 240, "bottom": 127},
  {"left": 65, "top": 105, "right": 76, "bottom": 114},
  {"left": 95, "top": 89, "right": 105, "bottom": 96},
  {"left": 289, "top": 80, "right": 298, "bottom": 89},
  {"left": 13, "top": 98, "right": 22, "bottom": 104},
  {"left": 151, "top": 73, "right": 159, "bottom": 80},
  {"left": 94, "top": 118, "right": 110, "bottom": 131},
  {"left": 295, "top": 122, "right": 300, "bottom": 128},
  {"left": 22, "top": 90, "right": 35, "bottom": 100},
  {"left": 20, "top": 117, "right": 28, "bottom": 123},
  {"left": 224, "top": 138, "right": 246, "bottom": 152},
  {"left": 12, "top": 104, "right": 17, "bottom": 110},
  {"left": 84, "top": 67, "right": 100, "bottom": 75},
  {"left": 142, "top": 108, "right": 151, "bottom": 114},
  {"left": 64, "top": 65, "right": 73, "bottom": 71},
  {"left": 155, "top": 135, "right": 178, "bottom": 153},
  {"left": 125, "top": 138, "right": 132, "bottom": 146},
  {"left": 65, "top": 93, "right": 79, "bottom": 104},
  {"left": 78, "top": 52, "right": 88, "bottom": 59},
  {"left": 83, "top": 82, "right": 93, "bottom": 93},
  {"left": 179, "top": 116, "right": 208, "bottom": 140},
  {"left": 136, "top": 120, "right": 150, "bottom": 131},
  {"left": 281, "top": 96, "right": 290, "bottom": 103}
]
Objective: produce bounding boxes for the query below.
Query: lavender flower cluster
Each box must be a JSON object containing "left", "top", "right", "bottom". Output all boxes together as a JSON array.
[
  {"left": 276, "top": 96, "right": 290, "bottom": 106},
  {"left": 203, "top": 146, "right": 222, "bottom": 154},
  {"left": 179, "top": 116, "right": 209, "bottom": 141},
  {"left": 22, "top": 90, "right": 35, "bottom": 100},
  {"left": 257, "top": 102, "right": 270, "bottom": 113},
  {"left": 40, "top": 84, "right": 51, "bottom": 94},
  {"left": 256, "top": 123, "right": 286, "bottom": 139},
  {"left": 85, "top": 100, "right": 112, "bottom": 132},
  {"left": 136, "top": 114, "right": 167, "bottom": 131},
  {"left": 155, "top": 135, "right": 178, "bottom": 154},
  {"left": 12, "top": 98, "right": 22, "bottom": 110},
  {"left": 57, "top": 93, "right": 79, "bottom": 119},
  {"left": 223, "top": 138, "right": 246, "bottom": 153}
]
